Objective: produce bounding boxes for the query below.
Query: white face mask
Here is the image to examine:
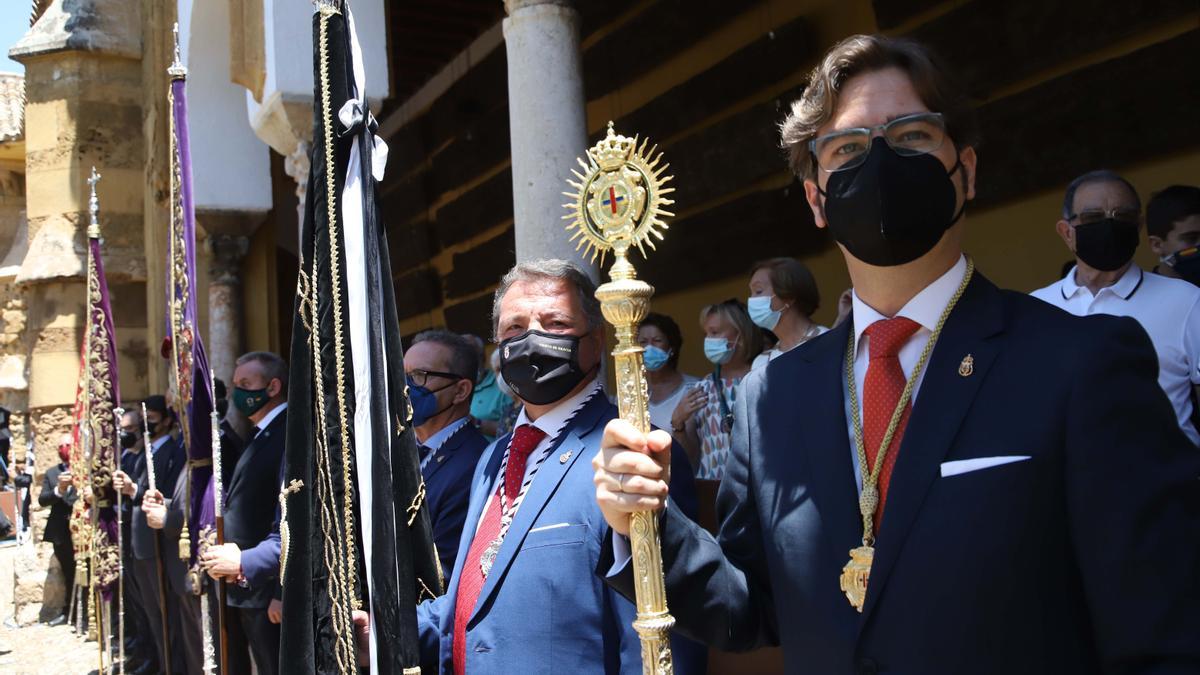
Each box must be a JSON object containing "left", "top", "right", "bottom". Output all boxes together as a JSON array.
[{"left": 747, "top": 295, "right": 785, "bottom": 331}]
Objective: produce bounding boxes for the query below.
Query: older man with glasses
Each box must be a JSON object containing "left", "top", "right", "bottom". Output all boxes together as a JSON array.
[
  {"left": 1033, "top": 170, "right": 1200, "bottom": 445},
  {"left": 403, "top": 329, "right": 489, "bottom": 579}
]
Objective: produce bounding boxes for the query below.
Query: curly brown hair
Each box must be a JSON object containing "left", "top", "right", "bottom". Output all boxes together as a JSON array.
[{"left": 781, "top": 34, "right": 979, "bottom": 181}]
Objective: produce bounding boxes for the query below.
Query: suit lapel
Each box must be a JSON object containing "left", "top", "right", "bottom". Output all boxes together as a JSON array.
[
  {"left": 470, "top": 394, "right": 608, "bottom": 622},
  {"left": 421, "top": 425, "right": 465, "bottom": 482},
  {"left": 860, "top": 275, "right": 1005, "bottom": 622},
  {"left": 797, "top": 321, "right": 863, "bottom": 559}
]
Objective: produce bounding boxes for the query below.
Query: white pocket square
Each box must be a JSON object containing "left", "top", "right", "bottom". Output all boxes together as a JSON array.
[
  {"left": 940, "top": 455, "right": 1031, "bottom": 477},
  {"left": 529, "top": 522, "right": 571, "bottom": 533}
]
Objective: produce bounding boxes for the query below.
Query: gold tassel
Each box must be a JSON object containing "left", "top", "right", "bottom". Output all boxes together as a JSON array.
[{"left": 179, "top": 524, "right": 191, "bottom": 561}]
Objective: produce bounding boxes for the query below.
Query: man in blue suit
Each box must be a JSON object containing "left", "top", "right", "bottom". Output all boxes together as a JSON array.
[
  {"left": 595, "top": 35, "right": 1200, "bottom": 674},
  {"left": 404, "top": 330, "right": 489, "bottom": 579},
  {"left": 414, "top": 259, "right": 701, "bottom": 674}
]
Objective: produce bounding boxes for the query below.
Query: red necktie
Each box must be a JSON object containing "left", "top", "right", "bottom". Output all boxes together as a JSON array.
[
  {"left": 862, "top": 317, "right": 921, "bottom": 532},
  {"left": 453, "top": 423, "right": 547, "bottom": 674}
]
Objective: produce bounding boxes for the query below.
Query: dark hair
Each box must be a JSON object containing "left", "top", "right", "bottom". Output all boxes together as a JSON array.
[
  {"left": 143, "top": 395, "right": 169, "bottom": 418},
  {"left": 492, "top": 259, "right": 602, "bottom": 341},
  {"left": 638, "top": 312, "right": 684, "bottom": 371},
  {"left": 1062, "top": 170, "right": 1141, "bottom": 219},
  {"left": 235, "top": 351, "right": 289, "bottom": 391},
  {"left": 750, "top": 257, "right": 820, "bottom": 317},
  {"left": 781, "top": 34, "right": 978, "bottom": 180},
  {"left": 412, "top": 329, "right": 480, "bottom": 384},
  {"left": 1146, "top": 185, "right": 1200, "bottom": 240}
]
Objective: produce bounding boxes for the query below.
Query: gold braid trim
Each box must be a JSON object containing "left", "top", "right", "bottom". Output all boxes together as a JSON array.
[
  {"left": 406, "top": 480, "right": 426, "bottom": 527},
  {"left": 313, "top": 8, "right": 357, "bottom": 673}
]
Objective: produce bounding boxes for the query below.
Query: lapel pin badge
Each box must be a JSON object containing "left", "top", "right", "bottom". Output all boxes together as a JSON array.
[
  {"left": 958, "top": 354, "right": 974, "bottom": 377},
  {"left": 436, "top": 454, "right": 445, "bottom": 463},
  {"left": 559, "top": 451, "right": 573, "bottom": 464}
]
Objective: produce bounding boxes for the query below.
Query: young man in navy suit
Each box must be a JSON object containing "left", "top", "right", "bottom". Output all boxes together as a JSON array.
[
  {"left": 404, "top": 330, "right": 489, "bottom": 580},
  {"left": 595, "top": 35, "right": 1200, "bottom": 674},
  {"left": 412, "top": 259, "right": 702, "bottom": 674}
]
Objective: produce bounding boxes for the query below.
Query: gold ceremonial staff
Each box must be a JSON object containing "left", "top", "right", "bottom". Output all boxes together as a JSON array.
[{"left": 564, "top": 122, "right": 676, "bottom": 674}]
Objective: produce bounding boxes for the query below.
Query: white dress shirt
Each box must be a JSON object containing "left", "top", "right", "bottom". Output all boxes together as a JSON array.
[
  {"left": 254, "top": 402, "right": 288, "bottom": 436},
  {"left": 1032, "top": 264, "right": 1200, "bottom": 445},
  {"left": 845, "top": 255, "right": 969, "bottom": 490}
]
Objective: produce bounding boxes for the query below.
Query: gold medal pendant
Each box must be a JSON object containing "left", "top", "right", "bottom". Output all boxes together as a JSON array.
[{"left": 839, "top": 545, "right": 874, "bottom": 612}]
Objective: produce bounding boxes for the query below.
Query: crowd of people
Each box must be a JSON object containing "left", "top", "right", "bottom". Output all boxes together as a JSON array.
[{"left": 3, "top": 30, "right": 1199, "bottom": 675}]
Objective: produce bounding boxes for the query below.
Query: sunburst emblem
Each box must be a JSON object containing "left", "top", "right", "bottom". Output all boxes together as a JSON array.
[{"left": 564, "top": 122, "right": 674, "bottom": 264}]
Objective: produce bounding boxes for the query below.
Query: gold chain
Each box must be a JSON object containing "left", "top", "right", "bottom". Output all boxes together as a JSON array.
[{"left": 845, "top": 258, "right": 974, "bottom": 546}]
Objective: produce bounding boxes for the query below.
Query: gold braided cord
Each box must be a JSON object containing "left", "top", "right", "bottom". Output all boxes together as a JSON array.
[
  {"left": 405, "top": 481, "right": 426, "bottom": 527},
  {"left": 845, "top": 257, "right": 975, "bottom": 546},
  {"left": 313, "top": 8, "right": 357, "bottom": 672}
]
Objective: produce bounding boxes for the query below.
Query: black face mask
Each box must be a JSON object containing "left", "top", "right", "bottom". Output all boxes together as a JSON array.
[
  {"left": 499, "top": 330, "right": 593, "bottom": 406},
  {"left": 119, "top": 431, "right": 138, "bottom": 450},
  {"left": 1166, "top": 248, "right": 1200, "bottom": 287},
  {"left": 1073, "top": 218, "right": 1139, "bottom": 272},
  {"left": 820, "top": 139, "right": 965, "bottom": 267}
]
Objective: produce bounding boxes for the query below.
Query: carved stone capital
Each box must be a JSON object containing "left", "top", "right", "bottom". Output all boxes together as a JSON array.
[
  {"left": 505, "top": 0, "right": 575, "bottom": 14},
  {"left": 207, "top": 234, "right": 249, "bottom": 287}
]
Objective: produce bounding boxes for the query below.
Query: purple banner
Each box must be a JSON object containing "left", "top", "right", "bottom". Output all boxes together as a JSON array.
[{"left": 167, "top": 75, "right": 216, "bottom": 564}]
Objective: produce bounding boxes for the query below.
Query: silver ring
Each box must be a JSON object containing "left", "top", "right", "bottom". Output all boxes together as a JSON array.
[{"left": 615, "top": 471, "right": 628, "bottom": 492}]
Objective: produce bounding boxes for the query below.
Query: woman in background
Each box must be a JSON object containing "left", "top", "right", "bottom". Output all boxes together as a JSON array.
[
  {"left": 676, "top": 299, "right": 760, "bottom": 480},
  {"left": 747, "top": 257, "right": 828, "bottom": 369},
  {"left": 638, "top": 313, "right": 698, "bottom": 433}
]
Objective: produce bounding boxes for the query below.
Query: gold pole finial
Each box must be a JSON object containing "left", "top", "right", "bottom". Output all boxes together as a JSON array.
[
  {"left": 563, "top": 123, "right": 676, "bottom": 674},
  {"left": 168, "top": 22, "right": 187, "bottom": 78},
  {"left": 87, "top": 166, "right": 101, "bottom": 239}
]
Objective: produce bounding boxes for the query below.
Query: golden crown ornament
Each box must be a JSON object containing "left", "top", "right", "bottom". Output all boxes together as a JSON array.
[{"left": 564, "top": 122, "right": 674, "bottom": 271}]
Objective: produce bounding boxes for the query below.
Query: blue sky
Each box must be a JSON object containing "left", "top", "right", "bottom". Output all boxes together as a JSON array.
[{"left": 2, "top": 4, "right": 29, "bottom": 74}]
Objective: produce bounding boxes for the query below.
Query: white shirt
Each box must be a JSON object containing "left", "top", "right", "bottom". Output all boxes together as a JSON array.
[
  {"left": 254, "top": 402, "right": 288, "bottom": 435},
  {"left": 647, "top": 375, "right": 698, "bottom": 432},
  {"left": 846, "top": 255, "right": 969, "bottom": 490},
  {"left": 751, "top": 325, "right": 831, "bottom": 371},
  {"left": 1032, "top": 264, "right": 1200, "bottom": 445}
]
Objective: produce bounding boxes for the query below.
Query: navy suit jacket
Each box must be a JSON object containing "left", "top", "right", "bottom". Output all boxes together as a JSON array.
[
  {"left": 604, "top": 273, "right": 1200, "bottom": 674},
  {"left": 224, "top": 408, "right": 287, "bottom": 609},
  {"left": 417, "top": 392, "right": 701, "bottom": 674},
  {"left": 421, "top": 422, "right": 488, "bottom": 579}
]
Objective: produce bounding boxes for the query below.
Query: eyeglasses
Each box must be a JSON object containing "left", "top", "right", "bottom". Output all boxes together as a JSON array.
[
  {"left": 1066, "top": 208, "right": 1140, "bottom": 226},
  {"left": 809, "top": 112, "right": 947, "bottom": 172},
  {"left": 407, "top": 369, "right": 466, "bottom": 387}
]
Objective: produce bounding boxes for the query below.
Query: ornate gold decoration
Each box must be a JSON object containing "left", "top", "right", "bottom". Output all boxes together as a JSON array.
[
  {"left": 564, "top": 122, "right": 675, "bottom": 675},
  {"left": 958, "top": 354, "right": 974, "bottom": 377},
  {"left": 277, "top": 479, "right": 304, "bottom": 586},
  {"left": 406, "top": 480, "right": 427, "bottom": 527},
  {"left": 842, "top": 258, "right": 974, "bottom": 612}
]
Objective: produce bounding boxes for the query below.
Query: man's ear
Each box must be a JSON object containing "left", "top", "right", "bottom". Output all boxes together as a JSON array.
[
  {"left": 1148, "top": 235, "right": 1168, "bottom": 258},
  {"left": 803, "top": 179, "right": 827, "bottom": 229},
  {"left": 960, "top": 146, "right": 977, "bottom": 201},
  {"left": 268, "top": 378, "right": 283, "bottom": 398},
  {"left": 1055, "top": 219, "right": 1076, "bottom": 253},
  {"left": 453, "top": 379, "right": 473, "bottom": 405}
]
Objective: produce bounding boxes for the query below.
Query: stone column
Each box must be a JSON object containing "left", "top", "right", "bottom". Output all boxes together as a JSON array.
[
  {"left": 207, "top": 234, "right": 249, "bottom": 385},
  {"left": 284, "top": 140, "right": 311, "bottom": 244},
  {"left": 11, "top": 0, "right": 148, "bottom": 461},
  {"left": 503, "top": 0, "right": 597, "bottom": 280}
]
